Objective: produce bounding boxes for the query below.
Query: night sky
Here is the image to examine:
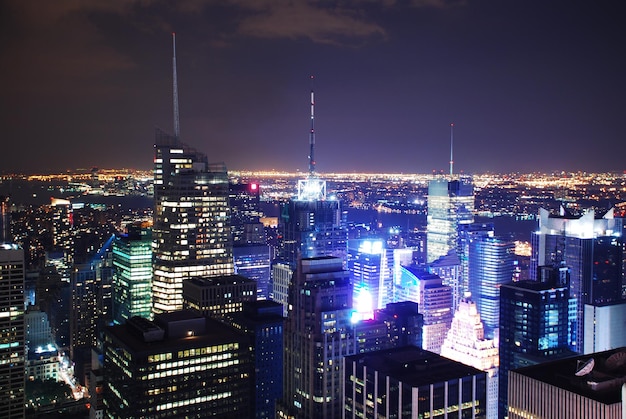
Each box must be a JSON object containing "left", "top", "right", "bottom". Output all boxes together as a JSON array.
[{"left": 1, "top": 1, "right": 624, "bottom": 174}]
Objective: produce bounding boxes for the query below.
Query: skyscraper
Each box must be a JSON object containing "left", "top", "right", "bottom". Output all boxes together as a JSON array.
[
  {"left": 467, "top": 232, "right": 515, "bottom": 338},
  {"left": 498, "top": 269, "right": 573, "bottom": 418},
  {"left": 440, "top": 297, "right": 499, "bottom": 419},
  {"left": 112, "top": 223, "right": 153, "bottom": 324},
  {"left": 394, "top": 266, "right": 453, "bottom": 354},
  {"left": 270, "top": 81, "right": 347, "bottom": 314},
  {"left": 152, "top": 35, "right": 234, "bottom": 314},
  {"left": 103, "top": 310, "right": 253, "bottom": 418},
  {"left": 531, "top": 207, "right": 624, "bottom": 351},
  {"left": 0, "top": 244, "right": 25, "bottom": 419},
  {"left": 281, "top": 257, "right": 353, "bottom": 419},
  {"left": 426, "top": 176, "right": 474, "bottom": 263}
]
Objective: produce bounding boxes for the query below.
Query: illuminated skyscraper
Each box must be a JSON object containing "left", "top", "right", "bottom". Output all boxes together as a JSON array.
[
  {"left": 280, "top": 257, "right": 354, "bottom": 418},
  {"left": 152, "top": 35, "right": 234, "bottom": 314},
  {"left": 467, "top": 232, "right": 515, "bottom": 338},
  {"left": 440, "top": 297, "right": 499, "bottom": 419},
  {"left": 394, "top": 266, "right": 453, "bottom": 354},
  {"left": 426, "top": 176, "right": 474, "bottom": 263},
  {"left": 0, "top": 244, "right": 25, "bottom": 419},
  {"left": 103, "top": 311, "right": 253, "bottom": 418},
  {"left": 531, "top": 207, "right": 624, "bottom": 351},
  {"left": 348, "top": 239, "right": 394, "bottom": 311},
  {"left": 498, "top": 269, "right": 573, "bottom": 418},
  {"left": 270, "top": 81, "right": 347, "bottom": 314},
  {"left": 112, "top": 224, "right": 153, "bottom": 324}
]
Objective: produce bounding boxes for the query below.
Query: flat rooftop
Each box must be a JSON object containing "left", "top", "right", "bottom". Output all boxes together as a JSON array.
[
  {"left": 346, "top": 346, "right": 484, "bottom": 387},
  {"left": 513, "top": 347, "right": 626, "bottom": 405}
]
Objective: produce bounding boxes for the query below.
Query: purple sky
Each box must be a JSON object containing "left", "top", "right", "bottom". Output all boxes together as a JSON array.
[{"left": 1, "top": 0, "right": 624, "bottom": 174}]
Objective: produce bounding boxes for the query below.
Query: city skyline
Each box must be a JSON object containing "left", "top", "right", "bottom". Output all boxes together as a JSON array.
[{"left": 2, "top": 0, "right": 624, "bottom": 174}]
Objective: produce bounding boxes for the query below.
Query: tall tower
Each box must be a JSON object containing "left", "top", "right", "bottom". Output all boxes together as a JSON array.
[
  {"left": 281, "top": 257, "right": 354, "bottom": 419},
  {"left": 0, "top": 244, "right": 25, "bottom": 419},
  {"left": 112, "top": 223, "right": 153, "bottom": 324},
  {"left": 466, "top": 231, "right": 515, "bottom": 338},
  {"left": 426, "top": 176, "right": 474, "bottom": 263},
  {"left": 152, "top": 34, "right": 234, "bottom": 314},
  {"left": 271, "top": 78, "right": 347, "bottom": 314},
  {"left": 530, "top": 207, "right": 623, "bottom": 352}
]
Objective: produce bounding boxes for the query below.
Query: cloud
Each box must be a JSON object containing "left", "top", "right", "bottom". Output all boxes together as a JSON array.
[{"left": 231, "top": 1, "right": 387, "bottom": 46}]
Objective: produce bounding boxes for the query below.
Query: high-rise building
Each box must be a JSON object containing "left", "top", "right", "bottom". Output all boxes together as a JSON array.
[
  {"left": 112, "top": 224, "right": 152, "bottom": 324},
  {"left": 583, "top": 301, "right": 626, "bottom": 354},
  {"left": 0, "top": 195, "right": 11, "bottom": 243},
  {"left": 270, "top": 83, "right": 347, "bottom": 315},
  {"left": 426, "top": 176, "right": 474, "bottom": 263},
  {"left": 344, "top": 346, "right": 487, "bottom": 419},
  {"left": 531, "top": 207, "right": 624, "bottom": 352},
  {"left": 152, "top": 134, "right": 234, "bottom": 314},
  {"left": 152, "top": 35, "right": 234, "bottom": 314},
  {"left": 229, "top": 182, "right": 264, "bottom": 246},
  {"left": 394, "top": 266, "right": 453, "bottom": 354},
  {"left": 508, "top": 347, "right": 626, "bottom": 419},
  {"left": 0, "top": 244, "right": 25, "bottom": 419},
  {"left": 498, "top": 269, "right": 573, "bottom": 418},
  {"left": 348, "top": 239, "right": 394, "bottom": 311},
  {"left": 281, "top": 257, "right": 353, "bottom": 419},
  {"left": 467, "top": 232, "right": 515, "bottom": 338},
  {"left": 228, "top": 301, "right": 284, "bottom": 419},
  {"left": 182, "top": 274, "right": 256, "bottom": 319},
  {"left": 102, "top": 310, "right": 253, "bottom": 418},
  {"left": 440, "top": 297, "right": 499, "bottom": 419}
]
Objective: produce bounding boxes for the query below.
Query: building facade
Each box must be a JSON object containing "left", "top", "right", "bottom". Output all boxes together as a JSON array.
[
  {"left": 112, "top": 224, "right": 152, "bottom": 324},
  {"left": 103, "top": 310, "right": 253, "bottom": 418},
  {"left": 152, "top": 132, "right": 234, "bottom": 314},
  {"left": 344, "top": 346, "right": 487, "bottom": 419},
  {"left": 0, "top": 244, "right": 25, "bottom": 419}
]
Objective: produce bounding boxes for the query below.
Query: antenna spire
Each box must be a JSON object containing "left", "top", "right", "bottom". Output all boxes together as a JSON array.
[
  {"left": 172, "top": 33, "right": 180, "bottom": 140},
  {"left": 449, "top": 123, "right": 454, "bottom": 176},
  {"left": 309, "top": 75, "right": 316, "bottom": 176}
]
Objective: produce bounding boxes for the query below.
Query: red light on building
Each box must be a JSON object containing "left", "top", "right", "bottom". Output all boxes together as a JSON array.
[{"left": 250, "top": 183, "right": 258, "bottom": 191}]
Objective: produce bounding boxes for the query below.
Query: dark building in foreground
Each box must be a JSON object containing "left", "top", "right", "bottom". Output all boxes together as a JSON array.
[
  {"left": 508, "top": 347, "right": 626, "bottom": 418},
  {"left": 102, "top": 310, "right": 252, "bottom": 418},
  {"left": 182, "top": 274, "right": 256, "bottom": 319},
  {"left": 498, "top": 268, "right": 574, "bottom": 418},
  {"left": 344, "top": 346, "right": 487, "bottom": 418},
  {"left": 229, "top": 300, "right": 284, "bottom": 419}
]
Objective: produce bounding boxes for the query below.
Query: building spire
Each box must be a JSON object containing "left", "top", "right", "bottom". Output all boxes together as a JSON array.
[
  {"left": 449, "top": 123, "right": 454, "bottom": 176},
  {"left": 309, "top": 75, "right": 316, "bottom": 176},
  {"left": 172, "top": 33, "right": 180, "bottom": 140}
]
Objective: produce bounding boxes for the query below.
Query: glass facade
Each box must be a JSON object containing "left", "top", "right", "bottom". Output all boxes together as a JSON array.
[
  {"left": 112, "top": 226, "right": 153, "bottom": 323},
  {"left": 153, "top": 132, "right": 234, "bottom": 313}
]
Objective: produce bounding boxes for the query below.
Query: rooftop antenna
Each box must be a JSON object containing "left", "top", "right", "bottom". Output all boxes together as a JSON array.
[
  {"left": 449, "top": 123, "right": 454, "bottom": 176},
  {"left": 172, "top": 33, "right": 180, "bottom": 141},
  {"left": 309, "top": 75, "right": 316, "bottom": 177}
]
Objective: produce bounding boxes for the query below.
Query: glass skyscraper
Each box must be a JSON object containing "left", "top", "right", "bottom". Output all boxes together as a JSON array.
[
  {"left": 426, "top": 176, "right": 474, "bottom": 263},
  {"left": 152, "top": 131, "right": 234, "bottom": 314},
  {"left": 530, "top": 207, "right": 624, "bottom": 351},
  {"left": 112, "top": 224, "right": 153, "bottom": 323}
]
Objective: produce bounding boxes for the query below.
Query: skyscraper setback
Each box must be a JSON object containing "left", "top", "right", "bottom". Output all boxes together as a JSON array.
[{"left": 152, "top": 35, "right": 234, "bottom": 313}]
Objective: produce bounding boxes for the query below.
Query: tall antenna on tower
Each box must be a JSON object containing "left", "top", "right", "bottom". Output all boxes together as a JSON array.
[
  {"left": 309, "top": 75, "right": 316, "bottom": 177},
  {"left": 449, "top": 123, "right": 454, "bottom": 176},
  {"left": 172, "top": 33, "right": 180, "bottom": 140}
]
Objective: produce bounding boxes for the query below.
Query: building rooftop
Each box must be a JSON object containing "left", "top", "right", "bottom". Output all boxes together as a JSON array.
[
  {"left": 346, "top": 346, "right": 484, "bottom": 387},
  {"left": 513, "top": 347, "right": 626, "bottom": 405}
]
